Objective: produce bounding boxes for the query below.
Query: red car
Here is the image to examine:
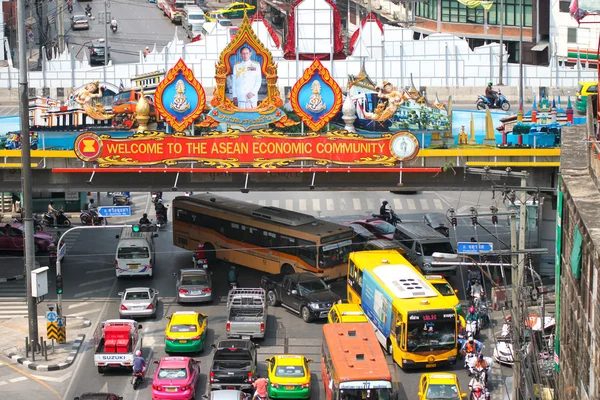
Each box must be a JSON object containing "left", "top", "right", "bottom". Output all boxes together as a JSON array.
[
  {"left": 345, "top": 218, "right": 396, "bottom": 240},
  {"left": 0, "top": 222, "right": 56, "bottom": 253},
  {"left": 152, "top": 356, "right": 200, "bottom": 400}
]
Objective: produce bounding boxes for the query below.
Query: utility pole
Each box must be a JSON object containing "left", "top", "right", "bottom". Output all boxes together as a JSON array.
[
  {"left": 18, "top": 0, "right": 39, "bottom": 353},
  {"left": 510, "top": 214, "right": 522, "bottom": 400},
  {"left": 499, "top": 0, "right": 504, "bottom": 85},
  {"left": 518, "top": 0, "right": 524, "bottom": 107},
  {"left": 104, "top": 0, "right": 110, "bottom": 82},
  {"left": 57, "top": 0, "right": 65, "bottom": 53}
]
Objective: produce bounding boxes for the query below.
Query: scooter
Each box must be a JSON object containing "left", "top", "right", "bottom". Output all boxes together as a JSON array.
[
  {"left": 13, "top": 214, "right": 43, "bottom": 231},
  {"left": 131, "top": 368, "right": 146, "bottom": 390},
  {"left": 42, "top": 210, "right": 72, "bottom": 227},
  {"left": 469, "top": 387, "right": 490, "bottom": 400},
  {"left": 371, "top": 210, "right": 402, "bottom": 226},
  {"left": 476, "top": 90, "right": 510, "bottom": 111},
  {"left": 110, "top": 23, "right": 117, "bottom": 33},
  {"left": 192, "top": 253, "right": 208, "bottom": 269},
  {"left": 67, "top": 1, "right": 73, "bottom": 13},
  {"left": 464, "top": 352, "right": 478, "bottom": 375},
  {"left": 465, "top": 320, "right": 479, "bottom": 339},
  {"left": 156, "top": 213, "right": 167, "bottom": 229},
  {"left": 80, "top": 210, "right": 108, "bottom": 226}
]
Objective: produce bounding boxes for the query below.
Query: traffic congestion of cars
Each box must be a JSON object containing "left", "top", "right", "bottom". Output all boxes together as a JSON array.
[{"left": 30, "top": 192, "right": 500, "bottom": 400}]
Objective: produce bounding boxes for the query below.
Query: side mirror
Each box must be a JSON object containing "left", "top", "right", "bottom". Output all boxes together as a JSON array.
[
  {"left": 154, "top": 290, "right": 159, "bottom": 295},
  {"left": 165, "top": 316, "right": 171, "bottom": 320},
  {"left": 454, "top": 289, "right": 459, "bottom": 294},
  {"left": 291, "top": 290, "right": 297, "bottom": 295},
  {"left": 118, "top": 292, "right": 123, "bottom": 296},
  {"left": 153, "top": 360, "right": 160, "bottom": 365},
  {"left": 265, "top": 357, "right": 273, "bottom": 363},
  {"left": 255, "top": 344, "right": 260, "bottom": 348},
  {"left": 417, "top": 393, "right": 422, "bottom": 397},
  {"left": 211, "top": 344, "right": 217, "bottom": 349},
  {"left": 138, "top": 324, "right": 143, "bottom": 329},
  {"left": 115, "top": 235, "right": 120, "bottom": 239},
  {"left": 307, "top": 358, "right": 313, "bottom": 363},
  {"left": 327, "top": 284, "right": 332, "bottom": 290},
  {"left": 153, "top": 234, "right": 159, "bottom": 238},
  {"left": 461, "top": 394, "right": 467, "bottom": 398}
]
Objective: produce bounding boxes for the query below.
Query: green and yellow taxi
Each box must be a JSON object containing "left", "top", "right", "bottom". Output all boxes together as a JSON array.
[
  {"left": 265, "top": 355, "right": 312, "bottom": 399},
  {"left": 418, "top": 373, "right": 467, "bottom": 400},
  {"left": 212, "top": 2, "right": 255, "bottom": 18},
  {"left": 425, "top": 274, "right": 460, "bottom": 310},
  {"left": 327, "top": 303, "right": 368, "bottom": 323},
  {"left": 576, "top": 81, "right": 597, "bottom": 114},
  {"left": 165, "top": 311, "right": 207, "bottom": 353}
]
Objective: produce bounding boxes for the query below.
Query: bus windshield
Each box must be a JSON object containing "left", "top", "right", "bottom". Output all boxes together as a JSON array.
[
  {"left": 406, "top": 313, "right": 456, "bottom": 352},
  {"left": 339, "top": 388, "right": 392, "bottom": 400},
  {"left": 320, "top": 240, "right": 352, "bottom": 269}
]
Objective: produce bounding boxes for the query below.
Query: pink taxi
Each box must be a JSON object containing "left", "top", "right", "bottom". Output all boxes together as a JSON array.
[{"left": 152, "top": 356, "right": 200, "bottom": 400}]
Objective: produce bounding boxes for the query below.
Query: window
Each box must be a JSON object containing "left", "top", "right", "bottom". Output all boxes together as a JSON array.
[
  {"left": 441, "top": 0, "right": 466, "bottom": 23},
  {"left": 415, "top": 0, "right": 437, "bottom": 20},
  {"left": 297, "top": 239, "right": 317, "bottom": 267},
  {"left": 559, "top": 0, "right": 571, "bottom": 12},
  {"left": 567, "top": 28, "right": 578, "bottom": 44},
  {"left": 393, "top": 229, "right": 414, "bottom": 249},
  {"left": 571, "top": 226, "right": 583, "bottom": 279},
  {"left": 487, "top": 0, "right": 533, "bottom": 27}
]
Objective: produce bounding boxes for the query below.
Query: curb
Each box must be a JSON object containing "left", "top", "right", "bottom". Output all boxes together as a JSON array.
[
  {"left": 0, "top": 274, "right": 25, "bottom": 283},
  {"left": 6, "top": 333, "right": 85, "bottom": 371}
]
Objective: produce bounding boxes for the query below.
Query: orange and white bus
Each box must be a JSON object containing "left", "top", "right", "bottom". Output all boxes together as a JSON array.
[
  {"left": 321, "top": 323, "right": 393, "bottom": 400},
  {"left": 172, "top": 193, "right": 354, "bottom": 281}
]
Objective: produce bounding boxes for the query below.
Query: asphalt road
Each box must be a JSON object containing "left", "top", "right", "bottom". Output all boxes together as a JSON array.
[
  {"left": 65, "top": 0, "right": 186, "bottom": 64},
  {"left": 0, "top": 191, "right": 516, "bottom": 399}
]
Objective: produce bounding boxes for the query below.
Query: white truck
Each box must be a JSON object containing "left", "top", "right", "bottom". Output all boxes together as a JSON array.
[
  {"left": 226, "top": 288, "right": 267, "bottom": 340},
  {"left": 93, "top": 319, "right": 143, "bottom": 374}
]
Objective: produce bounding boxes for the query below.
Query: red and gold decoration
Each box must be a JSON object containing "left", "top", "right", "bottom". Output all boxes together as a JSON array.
[
  {"left": 154, "top": 58, "right": 206, "bottom": 132},
  {"left": 290, "top": 59, "right": 343, "bottom": 132},
  {"left": 73, "top": 130, "right": 420, "bottom": 168},
  {"left": 198, "top": 15, "right": 296, "bottom": 130}
]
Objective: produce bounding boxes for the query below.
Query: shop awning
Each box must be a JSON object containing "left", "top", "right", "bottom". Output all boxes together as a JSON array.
[{"left": 531, "top": 40, "right": 549, "bottom": 51}]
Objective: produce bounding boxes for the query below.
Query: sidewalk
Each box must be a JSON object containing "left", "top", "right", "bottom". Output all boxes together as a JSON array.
[{"left": 1, "top": 315, "right": 89, "bottom": 371}]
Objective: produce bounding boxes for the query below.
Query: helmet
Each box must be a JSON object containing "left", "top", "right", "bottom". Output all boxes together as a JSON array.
[
  {"left": 488, "top": 81, "right": 493, "bottom": 86},
  {"left": 382, "top": 200, "right": 388, "bottom": 205},
  {"left": 468, "top": 337, "right": 474, "bottom": 343},
  {"left": 90, "top": 199, "right": 94, "bottom": 203},
  {"left": 135, "top": 350, "right": 142, "bottom": 357},
  {"left": 143, "top": 213, "right": 147, "bottom": 218},
  {"left": 146, "top": 47, "right": 149, "bottom": 50},
  {"left": 50, "top": 201, "right": 54, "bottom": 205},
  {"left": 478, "top": 354, "right": 484, "bottom": 360},
  {"left": 157, "top": 199, "right": 163, "bottom": 204},
  {"left": 474, "top": 387, "right": 482, "bottom": 393},
  {"left": 197, "top": 242, "right": 204, "bottom": 249},
  {"left": 469, "top": 306, "right": 475, "bottom": 314}
]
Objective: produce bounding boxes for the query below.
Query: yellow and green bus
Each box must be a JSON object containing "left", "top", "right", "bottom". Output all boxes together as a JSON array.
[
  {"left": 347, "top": 250, "right": 459, "bottom": 369},
  {"left": 172, "top": 193, "right": 354, "bottom": 281}
]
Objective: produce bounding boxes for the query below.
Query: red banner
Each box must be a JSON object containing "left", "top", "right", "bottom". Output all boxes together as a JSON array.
[{"left": 74, "top": 130, "right": 420, "bottom": 168}]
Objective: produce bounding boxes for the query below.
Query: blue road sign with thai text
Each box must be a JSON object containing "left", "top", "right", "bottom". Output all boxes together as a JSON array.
[
  {"left": 457, "top": 242, "right": 494, "bottom": 254},
  {"left": 97, "top": 206, "right": 131, "bottom": 217}
]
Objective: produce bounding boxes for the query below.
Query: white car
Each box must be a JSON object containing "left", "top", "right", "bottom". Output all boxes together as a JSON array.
[
  {"left": 71, "top": 15, "right": 90, "bottom": 31},
  {"left": 118, "top": 287, "right": 159, "bottom": 319}
]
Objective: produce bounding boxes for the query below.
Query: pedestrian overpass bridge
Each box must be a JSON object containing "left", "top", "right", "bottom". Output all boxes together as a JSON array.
[{"left": 0, "top": 146, "right": 560, "bottom": 192}]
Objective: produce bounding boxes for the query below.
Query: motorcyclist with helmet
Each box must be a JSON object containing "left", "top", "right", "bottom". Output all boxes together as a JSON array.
[
  {"left": 155, "top": 199, "right": 168, "bottom": 222},
  {"left": 133, "top": 349, "right": 146, "bottom": 375},
  {"left": 461, "top": 336, "right": 483, "bottom": 356},
  {"left": 474, "top": 353, "right": 490, "bottom": 383},
  {"left": 139, "top": 213, "right": 151, "bottom": 225},
  {"left": 485, "top": 82, "right": 498, "bottom": 107},
  {"left": 228, "top": 265, "right": 239, "bottom": 288}
]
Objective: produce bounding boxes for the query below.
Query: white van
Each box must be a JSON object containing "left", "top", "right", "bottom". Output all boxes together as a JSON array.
[
  {"left": 183, "top": 5, "right": 206, "bottom": 28},
  {"left": 115, "top": 228, "right": 157, "bottom": 278}
]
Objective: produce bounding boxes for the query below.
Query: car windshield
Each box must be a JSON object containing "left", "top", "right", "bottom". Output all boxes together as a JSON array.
[
  {"left": 157, "top": 368, "right": 188, "bottom": 380},
  {"left": 421, "top": 241, "right": 454, "bottom": 256},
  {"left": 432, "top": 283, "right": 454, "bottom": 296},
  {"left": 175, "top": 1, "right": 186, "bottom": 8},
  {"left": 117, "top": 246, "right": 149, "bottom": 259},
  {"left": 339, "top": 389, "right": 392, "bottom": 400},
  {"left": 578, "top": 84, "right": 584, "bottom": 93},
  {"left": 189, "top": 14, "right": 204, "bottom": 20},
  {"left": 372, "top": 222, "right": 395, "bottom": 234},
  {"left": 275, "top": 365, "right": 305, "bottom": 377},
  {"left": 407, "top": 318, "right": 456, "bottom": 352},
  {"left": 319, "top": 240, "right": 352, "bottom": 269},
  {"left": 170, "top": 324, "right": 197, "bottom": 332},
  {"left": 125, "top": 291, "right": 150, "bottom": 300},
  {"left": 181, "top": 275, "right": 208, "bottom": 285},
  {"left": 92, "top": 47, "right": 105, "bottom": 55},
  {"left": 425, "top": 384, "right": 459, "bottom": 399},
  {"left": 297, "top": 279, "right": 328, "bottom": 295},
  {"left": 219, "top": 20, "right": 233, "bottom": 26},
  {"left": 74, "top": 16, "right": 87, "bottom": 21}
]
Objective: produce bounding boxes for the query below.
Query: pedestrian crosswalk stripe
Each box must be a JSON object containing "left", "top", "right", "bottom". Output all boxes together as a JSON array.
[
  {"left": 420, "top": 199, "right": 430, "bottom": 210},
  {"left": 394, "top": 199, "right": 402, "bottom": 210},
  {"left": 326, "top": 199, "right": 334, "bottom": 211},
  {"left": 352, "top": 198, "right": 361, "bottom": 210},
  {"left": 312, "top": 199, "right": 320, "bottom": 211},
  {"left": 406, "top": 199, "right": 416, "bottom": 210},
  {"left": 299, "top": 199, "right": 307, "bottom": 211},
  {"left": 258, "top": 200, "right": 266, "bottom": 206},
  {"left": 271, "top": 200, "right": 279, "bottom": 208},
  {"left": 433, "top": 199, "right": 444, "bottom": 210},
  {"left": 285, "top": 199, "right": 293, "bottom": 210}
]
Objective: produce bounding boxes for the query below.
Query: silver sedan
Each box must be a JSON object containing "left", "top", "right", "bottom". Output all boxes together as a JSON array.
[
  {"left": 175, "top": 269, "right": 212, "bottom": 304},
  {"left": 118, "top": 287, "right": 159, "bottom": 318}
]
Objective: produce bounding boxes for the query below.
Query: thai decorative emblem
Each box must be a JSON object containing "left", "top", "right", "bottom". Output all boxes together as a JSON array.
[
  {"left": 73, "top": 130, "right": 419, "bottom": 168},
  {"left": 170, "top": 80, "right": 191, "bottom": 113},
  {"left": 155, "top": 58, "right": 206, "bottom": 132},
  {"left": 73, "top": 81, "right": 114, "bottom": 121},
  {"left": 198, "top": 15, "right": 297, "bottom": 130},
  {"left": 290, "top": 59, "right": 343, "bottom": 132},
  {"left": 364, "top": 81, "right": 410, "bottom": 122}
]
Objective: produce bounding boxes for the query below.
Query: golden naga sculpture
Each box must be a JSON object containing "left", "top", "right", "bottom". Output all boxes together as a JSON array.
[
  {"left": 74, "top": 81, "right": 114, "bottom": 120},
  {"left": 364, "top": 81, "right": 410, "bottom": 122}
]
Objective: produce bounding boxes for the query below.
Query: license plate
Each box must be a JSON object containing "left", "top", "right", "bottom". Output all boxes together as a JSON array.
[
  {"left": 179, "top": 340, "right": 187, "bottom": 344},
  {"left": 426, "top": 363, "right": 437, "bottom": 368},
  {"left": 128, "top": 264, "right": 139, "bottom": 270},
  {"left": 319, "top": 312, "right": 328, "bottom": 318},
  {"left": 166, "top": 387, "right": 177, "bottom": 392},
  {"left": 189, "top": 290, "right": 200, "bottom": 295},
  {"left": 226, "top": 387, "right": 236, "bottom": 390},
  {"left": 286, "top": 386, "right": 295, "bottom": 390},
  {"left": 242, "top": 335, "right": 250, "bottom": 340}
]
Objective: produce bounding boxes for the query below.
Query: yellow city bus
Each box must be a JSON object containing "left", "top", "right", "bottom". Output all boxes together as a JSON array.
[
  {"left": 172, "top": 193, "right": 354, "bottom": 280},
  {"left": 347, "top": 250, "right": 459, "bottom": 369}
]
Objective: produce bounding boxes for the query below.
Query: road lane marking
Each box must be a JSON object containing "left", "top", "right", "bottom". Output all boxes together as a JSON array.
[
  {"left": 271, "top": 200, "right": 279, "bottom": 207},
  {"left": 312, "top": 199, "right": 320, "bottom": 211},
  {"left": 32, "top": 371, "right": 72, "bottom": 383},
  {"left": 258, "top": 200, "right": 266, "bottom": 206},
  {"left": 67, "top": 307, "right": 103, "bottom": 317},
  {"left": 85, "top": 267, "right": 115, "bottom": 275},
  {"left": 393, "top": 199, "right": 402, "bottom": 210},
  {"left": 68, "top": 302, "right": 94, "bottom": 309},
  {"left": 352, "top": 198, "right": 361, "bottom": 210},
  {"left": 73, "top": 286, "right": 113, "bottom": 298},
  {"left": 433, "top": 199, "right": 443, "bottom": 209},
  {"left": 0, "top": 381, "right": 7, "bottom": 386},
  {"left": 326, "top": 199, "right": 334, "bottom": 210},
  {"left": 406, "top": 199, "right": 416, "bottom": 210},
  {"left": 78, "top": 277, "right": 114, "bottom": 287},
  {"left": 285, "top": 199, "right": 293, "bottom": 210},
  {"left": 299, "top": 199, "right": 307, "bottom": 211},
  {"left": 420, "top": 199, "right": 430, "bottom": 210},
  {"left": 9, "top": 376, "right": 27, "bottom": 383},
  {"left": 0, "top": 361, "right": 61, "bottom": 399}
]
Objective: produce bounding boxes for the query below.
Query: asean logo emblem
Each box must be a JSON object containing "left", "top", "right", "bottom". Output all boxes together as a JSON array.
[{"left": 74, "top": 132, "right": 103, "bottom": 162}]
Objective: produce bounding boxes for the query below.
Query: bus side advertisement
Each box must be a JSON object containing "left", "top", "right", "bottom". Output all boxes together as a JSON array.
[{"left": 360, "top": 269, "right": 393, "bottom": 337}]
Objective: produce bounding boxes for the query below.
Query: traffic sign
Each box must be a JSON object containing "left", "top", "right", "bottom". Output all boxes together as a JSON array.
[
  {"left": 57, "top": 316, "right": 66, "bottom": 328},
  {"left": 457, "top": 242, "right": 494, "bottom": 255},
  {"left": 46, "top": 311, "right": 58, "bottom": 323},
  {"left": 98, "top": 206, "right": 131, "bottom": 217}
]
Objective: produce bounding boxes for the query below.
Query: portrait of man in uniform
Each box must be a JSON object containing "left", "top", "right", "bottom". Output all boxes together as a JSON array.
[{"left": 231, "top": 46, "right": 263, "bottom": 109}]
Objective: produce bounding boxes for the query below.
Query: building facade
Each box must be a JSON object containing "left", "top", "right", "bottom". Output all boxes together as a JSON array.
[
  {"left": 410, "top": 0, "right": 549, "bottom": 65},
  {"left": 550, "top": 0, "right": 600, "bottom": 66},
  {"left": 556, "top": 122, "right": 600, "bottom": 399}
]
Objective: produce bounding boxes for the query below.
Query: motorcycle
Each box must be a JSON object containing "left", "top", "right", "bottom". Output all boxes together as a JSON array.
[
  {"left": 464, "top": 352, "right": 478, "bottom": 375},
  {"left": 371, "top": 210, "right": 402, "bottom": 226},
  {"left": 156, "top": 213, "right": 167, "bottom": 229},
  {"left": 131, "top": 368, "right": 146, "bottom": 390},
  {"left": 478, "top": 302, "right": 491, "bottom": 328},
  {"left": 113, "top": 192, "right": 131, "bottom": 206},
  {"left": 110, "top": 23, "right": 117, "bottom": 33},
  {"left": 13, "top": 213, "right": 43, "bottom": 231},
  {"left": 192, "top": 253, "right": 208, "bottom": 269},
  {"left": 465, "top": 320, "right": 479, "bottom": 339},
  {"left": 48, "top": 244, "right": 57, "bottom": 267},
  {"left": 84, "top": 6, "right": 92, "bottom": 17},
  {"left": 469, "top": 387, "right": 490, "bottom": 400},
  {"left": 42, "top": 210, "right": 72, "bottom": 227},
  {"left": 67, "top": 1, "right": 73, "bottom": 12},
  {"left": 476, "top": 90, "right": 510, "bottom": 111},
  {"left": 466, "top": 269, "right": 483, "bottom": 300},
  {"left": 80, "top": 210, "right": 107, "bottom": 226}
]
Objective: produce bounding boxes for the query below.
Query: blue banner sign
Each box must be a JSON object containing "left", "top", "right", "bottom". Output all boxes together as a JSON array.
[
  {"left": 457, "top": 242, "right": 493, "bottom": 254},
  {"left": 97, "top": 206, "right": 131, "bottom": 217}
]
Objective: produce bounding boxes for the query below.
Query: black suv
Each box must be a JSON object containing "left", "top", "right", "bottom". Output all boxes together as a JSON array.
[
  {"left": 210, "top": 339, "right": 259, "bottom": 392},
  {"left": 89, "top": 43, "right": 110, "bottom": 66}
]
